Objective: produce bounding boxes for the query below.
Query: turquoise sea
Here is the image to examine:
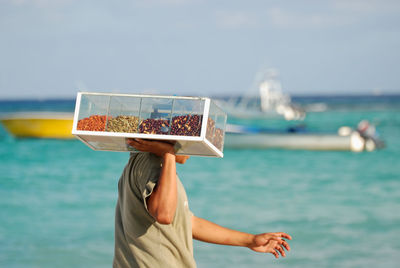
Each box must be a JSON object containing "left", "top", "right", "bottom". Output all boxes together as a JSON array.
[{"left": 1, "top": 95, "right": 399, "bottom": 268}]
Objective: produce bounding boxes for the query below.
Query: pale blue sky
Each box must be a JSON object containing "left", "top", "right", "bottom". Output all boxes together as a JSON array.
[{"left": 1, "top": 0, "right": 399, "bottom": 99}]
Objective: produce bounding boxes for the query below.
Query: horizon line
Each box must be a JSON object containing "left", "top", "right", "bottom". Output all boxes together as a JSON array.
[{"left": 1, "top": 92, "right": 400, "bottom": 102}]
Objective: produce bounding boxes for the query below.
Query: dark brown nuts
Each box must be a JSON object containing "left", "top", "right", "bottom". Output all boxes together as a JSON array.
[
  {"left": 139, "top": 119, "right": 170, "bottom": 135},
  {"left": 170, "top": 114, "right": 202, "bottom": 136},
  {"left": 138, "top": 114, "right": 203, "bottom": 136}
]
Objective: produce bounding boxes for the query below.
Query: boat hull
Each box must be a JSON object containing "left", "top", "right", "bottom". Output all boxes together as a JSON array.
[
  {"left": 1, "top": 114, "right": 74, "bottom": 139},
  {"left": 224, "top": 132, "right": 362, "bottom": 151}
]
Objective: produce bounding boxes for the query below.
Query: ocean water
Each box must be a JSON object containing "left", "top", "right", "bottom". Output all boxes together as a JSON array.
[{"left": 1, "top": 95, "right": 400, "bottom": 268}]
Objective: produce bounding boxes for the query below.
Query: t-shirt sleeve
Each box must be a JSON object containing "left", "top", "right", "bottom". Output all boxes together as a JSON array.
[{"left": 134, "top": 163, "right": 161, "bottom": 212}]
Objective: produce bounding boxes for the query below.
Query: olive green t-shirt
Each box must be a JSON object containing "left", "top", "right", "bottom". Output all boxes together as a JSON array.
[{"left": 113, "top": 152, "right": 196, "bottom": 268}]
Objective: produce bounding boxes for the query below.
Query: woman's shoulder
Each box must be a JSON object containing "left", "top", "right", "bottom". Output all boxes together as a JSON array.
[{"left": 130, "top": 152, "right": 162, "bottom": 169}]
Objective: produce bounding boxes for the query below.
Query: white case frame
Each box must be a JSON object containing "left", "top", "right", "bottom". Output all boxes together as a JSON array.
[{"left": 72, "top": 92, "right": 226, "bottom": 157}]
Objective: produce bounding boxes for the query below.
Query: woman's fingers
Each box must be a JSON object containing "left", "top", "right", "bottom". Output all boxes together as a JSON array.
[
  {"left": 127, "top": 140, "right": 138, "bottom": 147},
  {"left": 281, "top": 240, "right": 290, "bottom": 251},
  {"left": 270, "top": 249, "right": 279, "bottom": 258},
  {"left": 127, "top": 138, "right": 145, "bottom": 144},
  {"left": 253, "top": 232, "right": 291, "bottom": 258},
  {"left": 262, "top": 232, "right": 291, "bottom": 241},
  {"left": 135, "top": 138, "right": 150, "bottom": 145},
  {"left": 129, "top": 140, "right": 140, "bottom": 147},
  {"left": 127, "top": 139, "right": 148, "bottom": 151},
  {"left": 275, "top": 244, "right": 286, "bottom": 257},
  {"left": 276, "top": 232, "right": 292, "bottom": 240}
]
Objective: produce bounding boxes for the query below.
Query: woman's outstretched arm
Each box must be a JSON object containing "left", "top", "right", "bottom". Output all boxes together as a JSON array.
[{"left": 192, "top": 215, "right": 292, "bottom": 258}]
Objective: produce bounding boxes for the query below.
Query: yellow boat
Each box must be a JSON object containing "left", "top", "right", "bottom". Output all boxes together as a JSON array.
[{"left": 0, "top": 112, "right": 74, "bottom": 139}]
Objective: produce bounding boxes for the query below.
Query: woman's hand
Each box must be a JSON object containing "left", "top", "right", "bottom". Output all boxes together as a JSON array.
[
  {"left": 248, "top": 232, "right": 292, "bottom": 258},
  {"left": 127, "top": 138, "right": 175, "bottom": 157}
]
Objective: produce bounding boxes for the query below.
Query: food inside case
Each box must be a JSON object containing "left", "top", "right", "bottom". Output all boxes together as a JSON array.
[
  {"left": 72, "top": 92, "right": 227, "bottom": 157},
  {"left": 107, "top": 116, "right": 140, "bottom": 133},
  {"left": 205, "top": 101, "right": 225, "bottom": 151},
  {"left": 170, "top": 114, "right": 202, "bottom": 136},
  {"left": 77, "top": 115, "right": 108, "bottom": 131},
  {"left": 139, "top": 118, "right": 170, "bottom": 135}
]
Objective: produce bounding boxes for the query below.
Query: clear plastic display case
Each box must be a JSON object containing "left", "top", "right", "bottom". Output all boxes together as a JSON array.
[{"left": 72, "top": 92, "right": 227, "bottom": 157}]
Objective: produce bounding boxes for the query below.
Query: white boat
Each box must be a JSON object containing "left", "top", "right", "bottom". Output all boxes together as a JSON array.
[
  {"left": 224, "top": 123, "right": 384, "bottom": 152},
  {"left": 215, "top": 68, "right": 305, "bottom": 121}
]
